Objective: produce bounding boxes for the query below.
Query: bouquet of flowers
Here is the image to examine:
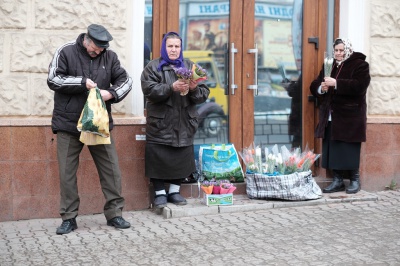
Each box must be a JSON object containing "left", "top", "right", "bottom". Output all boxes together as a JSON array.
[
  {"left": 174, "top": 67, "right": 193, "bottom": 80},
  {"left": 200, "top": 180, "right": 213, "bottom": 194},
  {"left": 191, "top": 63, "right": 208, "bottom": 82},
  {"left": 240, "top": 143, "right": 320, "bottom": 176},
  {"left": 201, "top": 179, "right": 236, "bottom": 194},
  {"left": 173, "top": 64, "right": 208, "bottom": 95},
  {"left": 173, "top": 67, "right": 193, "bottom": 95},
  {"left": 324, "top": 51, "right": 334, "bottom": 77},
  {"left": 238, "top": 143, "right": 261, "bottom": 173}
]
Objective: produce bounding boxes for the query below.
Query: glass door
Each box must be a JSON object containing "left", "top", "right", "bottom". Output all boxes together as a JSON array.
[
  {"left": 252, "top": 0, "right": 303, "bottom": 150},
  {"left": 179, "top": 1, "right": 230, "bottom": 145}
]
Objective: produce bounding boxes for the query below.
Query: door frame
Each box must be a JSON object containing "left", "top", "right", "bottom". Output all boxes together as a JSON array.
[{"left": 150, "top": 0, "right": 339, "bottom": 175}]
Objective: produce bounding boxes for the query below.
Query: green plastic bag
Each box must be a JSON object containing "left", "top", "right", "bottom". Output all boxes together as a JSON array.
[
  {"left": 77, "top": 87, "right": 110, "bottom": 145},
  {"left": 199, "top": 144, "right": 244, "bottom": 182}
]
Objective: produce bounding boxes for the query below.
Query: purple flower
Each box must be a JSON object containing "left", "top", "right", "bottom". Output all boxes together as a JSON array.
[{"left": 174, "top": 67, "right": 193, "bottom": 80}]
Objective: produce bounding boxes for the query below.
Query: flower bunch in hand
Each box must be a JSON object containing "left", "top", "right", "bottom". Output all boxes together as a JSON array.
[
  {"left": 174, "top": 67, "right": 193, "bottom": 80},
  {"left": 324, "top": 51, "right": 334, "bottom": 77},
  {"left": 173, "top": 67, "right": 193, "bottom": 95},
  {"left": 191, "top": 64, "right": 208, "bottom": 82}
]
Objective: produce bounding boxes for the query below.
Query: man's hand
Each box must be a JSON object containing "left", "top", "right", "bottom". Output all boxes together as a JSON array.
[
  {"left": 100, "top": 90, "right": 114, "bottom": 101},
  {"left": 86, "top": 79, "right": 97, "bottom": 90}
]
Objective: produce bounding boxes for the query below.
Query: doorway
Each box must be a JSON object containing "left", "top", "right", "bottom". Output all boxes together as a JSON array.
[{"left": 148, "top": 0, "right": 329, "bottom": 174}]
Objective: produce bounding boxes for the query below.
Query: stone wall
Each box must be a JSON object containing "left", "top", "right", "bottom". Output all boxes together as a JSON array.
[
  {"left": 368, "top": 0, "right": 400, "bottom": 115},
  {"left": 0, "top": 0, "right": 131, "bottom": 116}
]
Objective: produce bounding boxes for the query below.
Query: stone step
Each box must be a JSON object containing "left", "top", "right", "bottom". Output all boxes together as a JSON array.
[{"left": 180, "top": 176, "right": 333, "bottom": 199}]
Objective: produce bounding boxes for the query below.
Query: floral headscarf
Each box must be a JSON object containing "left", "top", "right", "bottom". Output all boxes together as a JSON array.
[
  {"left": 157, "top": 31, "right": 185, "bottom": 71},
  {"left": 333, "top": 38, "right": 353, "bottom": 66}
]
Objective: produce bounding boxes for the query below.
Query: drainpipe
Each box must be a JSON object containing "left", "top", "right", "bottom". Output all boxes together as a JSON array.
[{"left": 326, "top": 0, "right": 335, "bottom": 55}]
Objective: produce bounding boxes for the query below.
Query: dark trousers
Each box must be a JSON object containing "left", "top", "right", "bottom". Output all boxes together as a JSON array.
[{"left": 57, "top": 132, "right": 125, "bottom": 221}]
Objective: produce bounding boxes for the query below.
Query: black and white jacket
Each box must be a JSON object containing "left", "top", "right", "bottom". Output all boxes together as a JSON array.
[{"left": 47, "top": 33, "right": 132, "bottom": 135}]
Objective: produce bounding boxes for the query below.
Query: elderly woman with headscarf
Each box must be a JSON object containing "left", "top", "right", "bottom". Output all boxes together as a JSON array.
[
  {"left": 310, "top": 38, "right": 371, "bottom": 194},
  {"left": 141, "top": 32, "right": 210, "bottom": 208}
]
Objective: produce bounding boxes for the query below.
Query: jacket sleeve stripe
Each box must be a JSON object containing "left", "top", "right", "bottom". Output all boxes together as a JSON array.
[{"left": 47, "top": 41, "right": 83, "bottom": 88}]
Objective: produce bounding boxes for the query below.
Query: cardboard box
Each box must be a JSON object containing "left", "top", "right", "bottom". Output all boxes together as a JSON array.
[{"left": 203, "top": 193, "right": 233, "bottom": 206}]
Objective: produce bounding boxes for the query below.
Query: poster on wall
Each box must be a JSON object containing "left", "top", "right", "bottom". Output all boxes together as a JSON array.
[
  {"left": 261, "top": 19, "right": 297, "bottom": 71},
  {"left": 185, "top": 18, "right": 229, "bottom": 53}
]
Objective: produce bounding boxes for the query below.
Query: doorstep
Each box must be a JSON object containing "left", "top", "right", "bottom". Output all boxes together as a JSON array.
[{"left": 157, "top": 190, "right": 379, "bottom": 219}]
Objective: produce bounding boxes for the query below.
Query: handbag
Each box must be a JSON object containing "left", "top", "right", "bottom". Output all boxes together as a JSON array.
[{"left": 199, "top": 143, "right": 244, "bottom": 182}]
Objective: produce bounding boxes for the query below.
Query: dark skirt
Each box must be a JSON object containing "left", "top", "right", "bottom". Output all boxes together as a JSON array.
[
  {"left": 145, "top": 143, "right": 196, "bottom": 180},
  {"left": 321, "top": 122, "right": 361, "bottom": 170}
]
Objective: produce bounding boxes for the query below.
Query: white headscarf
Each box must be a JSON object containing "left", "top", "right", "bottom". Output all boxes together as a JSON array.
[{"left": 333, "top": 38, "right": 353, "bottom": 66}]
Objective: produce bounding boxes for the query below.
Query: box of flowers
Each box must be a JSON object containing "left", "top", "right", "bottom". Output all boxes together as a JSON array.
[
  {"left": 200, "top": 179, "right": 236, "bottom": 206},
  {"left": 239, "top": 143, "right": 322, "bottom": 201}
]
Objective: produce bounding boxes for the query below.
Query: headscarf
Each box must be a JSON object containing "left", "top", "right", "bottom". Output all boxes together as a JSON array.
[
  {"left": 157, "top": 31, "right": 185, "bottom": 71},
  {"left": 333, "top": 38, "right": 353, "bottom": 66}
]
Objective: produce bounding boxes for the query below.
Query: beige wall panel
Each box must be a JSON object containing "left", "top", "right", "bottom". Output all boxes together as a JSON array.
[
  {"left": 368, "top": 81, "right": 400, "bottom": 115},
  {"left": 0, "top": 76, "right": 28, "bottom": 115},
  {"left": 370, "top": 1, "right": 400, "bottom": 37},
  {"left": 0, "top": 0, "right": 27, "bottom": 28},
  {"left": 11, "top": 34, "right": 75, "bottom": 73},
  {"left": 0, "top": 35, "right": 3, "bottom": 72},
  {"left": 369, "top": 42, "right": 400, "bottom": 77},
  {"left": 32, "top": 76, "right": 54, "bottom": 116},
  {"left": 35, "top": 0, "right": 128, "bottom": 30}
]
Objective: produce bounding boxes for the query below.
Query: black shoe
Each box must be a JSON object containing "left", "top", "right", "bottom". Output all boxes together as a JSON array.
[
  {"left": 346, "top": 169, "right": 361, "bottom": 194},
  {"left": 323, "top": 170, "right": 346, "bottom": 193},
  {"left": 107, "top": 216, "right": 131, "bottom": 229},
  {"left": 56, "top": 218, "right": 77, "bottom": 235},
  {"left": 167, "top": 192, "right": 187, "bottom": 205},
  {"left": 323, "top": 182, "right": 345, "bottom": 193},
  {"left": 346, "top": 180, "right": 360, "bottom": 194},
  {"left": 154, "top": 194, "right": 168, "bottom": 209}
]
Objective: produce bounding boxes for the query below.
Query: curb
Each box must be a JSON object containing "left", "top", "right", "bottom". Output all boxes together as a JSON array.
[{"left": 160, "top": 190, "right": 379, "bottom": 219}]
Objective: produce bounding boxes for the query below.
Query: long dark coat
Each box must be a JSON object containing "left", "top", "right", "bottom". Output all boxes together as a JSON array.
[
  {"left": 310, "top": 52, "right": 371, "bottom": 143},
  {"left": 141, "top": 58, "right": 210, "bottom": 147}
]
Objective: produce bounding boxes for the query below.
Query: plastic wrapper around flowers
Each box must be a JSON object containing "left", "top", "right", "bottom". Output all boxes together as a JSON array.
[
  {"left": 77, "top": 87, "right": 111, "bottom": 145},
  {"left": 239, "top": 143, "right": 322, "bottom": 200}
]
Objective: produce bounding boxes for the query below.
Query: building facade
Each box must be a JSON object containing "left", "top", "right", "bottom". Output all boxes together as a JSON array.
[{"left": 0, "top": 0, "right": 399, "bottom": 222}]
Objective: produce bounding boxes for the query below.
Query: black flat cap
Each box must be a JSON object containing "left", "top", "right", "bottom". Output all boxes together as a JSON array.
[{"left": 87, "top": 24, "right": 113, "bottom": 48}]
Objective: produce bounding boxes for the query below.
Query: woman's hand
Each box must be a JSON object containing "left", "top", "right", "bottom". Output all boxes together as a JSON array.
[
  {"left": 323, "top": 77, "right": 336, "bottom": 87},
  {"left": 321, "top": 82, "right": 329, "bottom": 93},
  {"left": 189, "top": 79, "right": 198, "bottom": 91},
  {"left": 172, "top": 79, "right": 190, "bottom": 94}
]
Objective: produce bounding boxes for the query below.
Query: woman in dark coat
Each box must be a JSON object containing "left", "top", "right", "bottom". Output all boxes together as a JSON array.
[
  {"left": 310, "top": 38, "right": 370, "bottom": 194},
  {"left": 141, "top": 32, "right": 210, "bottom": 208}
]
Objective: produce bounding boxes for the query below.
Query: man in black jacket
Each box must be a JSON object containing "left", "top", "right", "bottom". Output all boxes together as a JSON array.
[{"left": 47, "top": 24, "right": 132, "bottom": 234}]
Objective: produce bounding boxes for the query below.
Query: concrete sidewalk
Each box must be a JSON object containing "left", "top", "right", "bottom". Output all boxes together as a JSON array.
[{"left": 2, "top": 190, "right": 397, "bottom": 266}]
